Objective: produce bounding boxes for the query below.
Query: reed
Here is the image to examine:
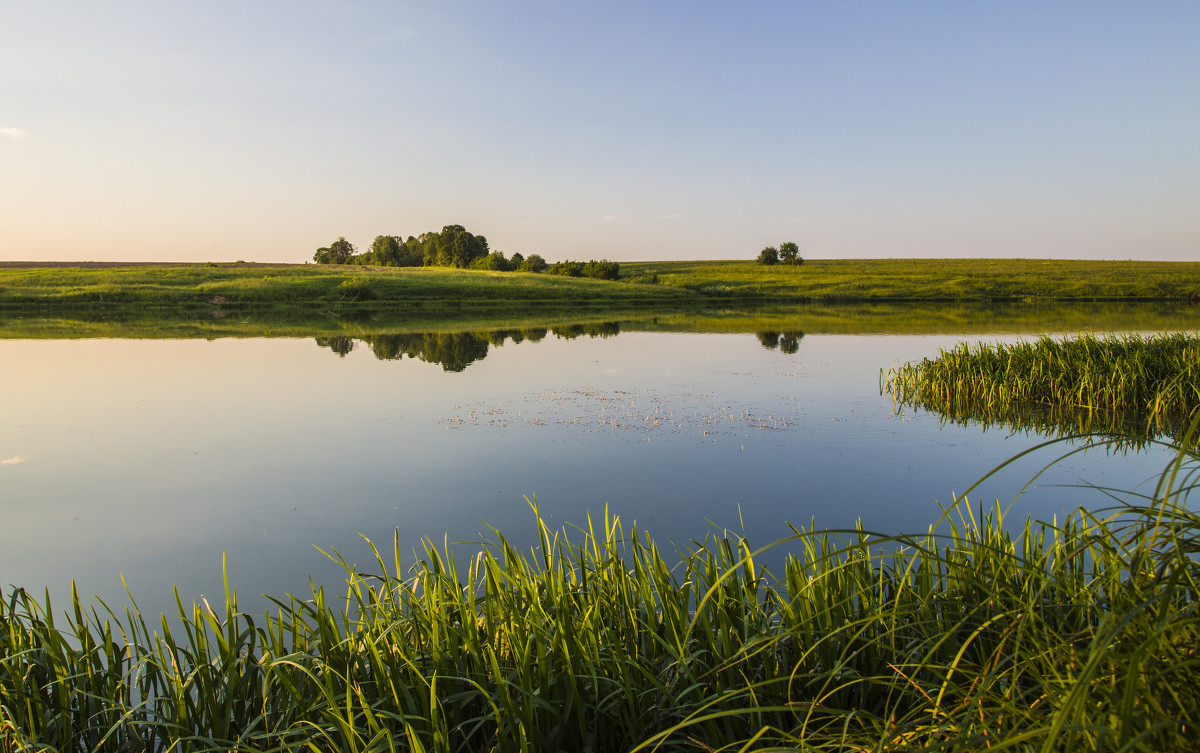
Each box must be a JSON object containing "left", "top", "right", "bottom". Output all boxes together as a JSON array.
[
  {"left": 885, "top": 332, "right": 1200, "bottom": 440},
  {"left": 3, "top": 435, "right": 1198, "bottom": 751}
]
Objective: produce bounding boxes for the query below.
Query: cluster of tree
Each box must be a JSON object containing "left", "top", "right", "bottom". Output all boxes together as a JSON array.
[
  {"left": 756, "top": 241, "right": 803, "bottom": 266},
  {"left": 545, "top": 259, "right": 620, "bottom": 280},
  {"left": 314, "top": 226, "right": 489, "bottom": 268},
  {"left": 313, "top": 225, "right": 616, "bottom": 278}
]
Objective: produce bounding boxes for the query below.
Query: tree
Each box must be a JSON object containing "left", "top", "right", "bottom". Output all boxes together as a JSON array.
[
  {"left": 314, "top": 237, "right": 355, "bottom": 264},
  {"left": 518, "top": 254, "right": 547, "bottom": 273},
  {"left": 472, "top": 251, "right": 513, "bottom": 271},
  {"left": 757, "top": 246, "right": 779, "bottom": 265},
  {"left": 778, "top": 241, "right": 802, "bottom": 265},
  {"left": 432, "top": 225, "right": 489, "bottom": 268},
  {"left": 368, "top": 235, "right": 404, "bottom": 266}
]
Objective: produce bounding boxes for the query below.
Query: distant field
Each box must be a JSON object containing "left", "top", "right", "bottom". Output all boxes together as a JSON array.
[
  {"left": 622, "top": 258, "right": 1200, "bottom": 301},
  {"left": 1, "top": 258, "right": 1198, "bottom": 310}
]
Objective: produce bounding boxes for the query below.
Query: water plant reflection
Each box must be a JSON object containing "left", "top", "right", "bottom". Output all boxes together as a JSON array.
[{"left": 885, "top": 332, "right": 1200, "bottom": 444}]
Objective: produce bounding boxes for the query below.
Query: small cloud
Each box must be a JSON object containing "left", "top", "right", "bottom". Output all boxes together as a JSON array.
[
  {"left": 1, "top": 128, "right": 27, "bottom": 139},
  {"left": 1, "top": 456, "right": 25, "bottom": 465},
  {"left": 786, "top": 218, "right": 802, "bottom": 223},
  {"left": 600, "top": 214, "right": 617, "bottom": 221},
  {"left": 658, "top": 213, "right": 684, "bottom": 219}
]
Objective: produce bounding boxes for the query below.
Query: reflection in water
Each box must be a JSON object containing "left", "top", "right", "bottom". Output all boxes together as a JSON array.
[
  {"left": 757, "top": 331, "right": 805, "bottom": 354},
  {"left": 316, "top": 323, "right": 803, "bottom": 371},
  {"left": 886, "top": 394, "right": 1185, "bottom": 452},
  {"left": 315, "top": 336, "right": 356, "bottom": 357}
]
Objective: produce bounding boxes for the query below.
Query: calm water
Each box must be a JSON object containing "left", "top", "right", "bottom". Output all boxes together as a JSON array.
[{"left": 0, "top": 315, "right": 1186, "bottom": 618}]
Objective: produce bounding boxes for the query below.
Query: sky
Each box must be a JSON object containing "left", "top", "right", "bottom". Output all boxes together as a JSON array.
[{"left": 1, "top": 1, "right": 1197, "bottom": 263}]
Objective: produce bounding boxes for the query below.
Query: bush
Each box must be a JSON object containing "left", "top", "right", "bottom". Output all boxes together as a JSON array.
[
  {"left": 518, "top": 254, "right": 548, "bottom": 273},
  {"left": 335, "top": 277, "right": 374, "bottom": 301}
]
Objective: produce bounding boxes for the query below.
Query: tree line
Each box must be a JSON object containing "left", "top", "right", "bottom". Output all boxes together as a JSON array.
[{"left": 313, "top": 225, "right": 619, "bottom": 280}]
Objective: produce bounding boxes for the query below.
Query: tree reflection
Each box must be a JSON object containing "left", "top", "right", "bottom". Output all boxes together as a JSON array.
[
  {"left": 757, "top": 331, "right": 805, "bottom": 353},
  {"left": 314, "top": 336, "right": 355, "bottom": 357},
  {"left": 550, "top": 321, "right": 620, "bottom": 340},
  {"left": 313, "top": 323, "right": 617, "bottom": 372}
]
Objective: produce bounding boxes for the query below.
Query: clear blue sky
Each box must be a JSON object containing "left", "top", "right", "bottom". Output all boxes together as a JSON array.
[{"left": 2, "top": 1, "right": 1197, "bottom": 262}]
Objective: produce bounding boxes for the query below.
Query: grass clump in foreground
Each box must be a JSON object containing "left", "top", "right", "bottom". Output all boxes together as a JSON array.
[
  {"left": 885, "top": 332, "right": 1200, "bottom": 441},
  {"left": 3, "top": 439, "right": 1200, "bottom": 751}
]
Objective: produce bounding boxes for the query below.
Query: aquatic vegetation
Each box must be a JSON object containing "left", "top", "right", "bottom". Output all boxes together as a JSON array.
[
  {"left": 3, "top": 427, "right": 1199, "bottom": 751},
  {"left": 885, "top": 332, "right": 1200, "bottom": 440}
]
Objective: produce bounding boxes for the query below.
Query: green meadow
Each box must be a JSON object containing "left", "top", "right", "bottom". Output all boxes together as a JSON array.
[
  {"left": 2, "top": 258, "right": 1199, "bottom": 311},
  {"left": 622, "top": 258, "right": 1200, "bottom": 301},
  {"left": 0, "top": 263, "right": 696, "bottom": 310}
]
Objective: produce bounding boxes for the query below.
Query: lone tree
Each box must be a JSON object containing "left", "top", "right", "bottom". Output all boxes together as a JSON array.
[
  {"left": 778, "top": 241, "right": 802, "bottom": 265},
  {"left": 757, "top": 246, "right": 779, "bottom": 265}
]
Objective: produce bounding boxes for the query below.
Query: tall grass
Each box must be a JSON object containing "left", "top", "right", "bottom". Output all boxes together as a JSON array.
[
  {"left": 885, "top": 332, "right": 1200, "bottom": 440},
  {"left": 3, "top": 437, "right": 1199, "bottom": 751}
]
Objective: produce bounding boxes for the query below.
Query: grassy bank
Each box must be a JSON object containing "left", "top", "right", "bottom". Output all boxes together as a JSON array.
[
  {"left": 3, "top": 439, "right": 1198, "bottom": 751},
  {"left": 0, "top": 263, "right": 698, "bottom": 310},
  {"left": 623, "top": 258, "right": 1200, "bottom": 301},
  {"left": 2, "top": 259, "right": 1200, "bottom": 311},
  {"left": 885, "top": 332, "right": 1200, "bottom": 441}
]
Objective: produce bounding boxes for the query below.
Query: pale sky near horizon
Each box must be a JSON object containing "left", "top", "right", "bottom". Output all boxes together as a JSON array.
[{"left": 1, "top": 2, "right": 1197, "bottom": 263}]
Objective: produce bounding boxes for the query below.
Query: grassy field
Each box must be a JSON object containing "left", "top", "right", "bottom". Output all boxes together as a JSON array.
[
  {"left": 885, "top": 332, "right": 1200, "bottom": 441},
  {"left": 2, "top": 258, "right": 1200, "bottom": 311},
  {"left": 0, "top": 263, "right": 698, "bottom": 309},
  {"left": 2, "top": 437, "right": 1197, "bottom": 751},
  {"left": 622, "top": 258, "right": 1200, "bottom": 301}
]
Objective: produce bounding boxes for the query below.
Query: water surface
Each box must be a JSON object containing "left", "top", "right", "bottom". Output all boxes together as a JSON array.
[{"left": 1, "top": 307, "right": 1190, "bottom": 618}]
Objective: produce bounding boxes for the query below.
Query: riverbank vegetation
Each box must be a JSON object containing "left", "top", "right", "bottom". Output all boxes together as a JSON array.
[
  {"left": 885, "top": 332, "right": 1200, "bottom": 441},
  {"left": 2, "top": 434, "right": 1197, "bottom": 750}
]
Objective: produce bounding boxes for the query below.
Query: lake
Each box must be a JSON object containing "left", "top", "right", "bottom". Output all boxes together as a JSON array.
[{"left": 0, "top": 304, "right": 1193, "bottom": 619}]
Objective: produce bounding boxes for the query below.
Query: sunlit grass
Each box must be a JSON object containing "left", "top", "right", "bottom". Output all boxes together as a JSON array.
[
  {"left": 622, "top": 258, "right": 1200, "bottom": 301},
  {"left": 885, "top": 332, "right": 1200, "bottom": 441},
  {"left": 3, "top": 258, "right": 1200, "bottom": 310},
  {"left": 0, "top": 264, "right": 698, "bottom": 309},
  {"left": 3, "top": 432, "right": 1198, "bottom": 751}
]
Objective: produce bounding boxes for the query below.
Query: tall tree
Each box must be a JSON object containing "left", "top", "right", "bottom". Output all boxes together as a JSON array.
[
  {"left": 314, "top": 237, "right": 356, "bottom": 264},
  {"left": 778, "top": 241, "right": 801, "bottom": 265}
]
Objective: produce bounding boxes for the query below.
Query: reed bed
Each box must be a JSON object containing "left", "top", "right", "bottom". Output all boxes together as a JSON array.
[
  {"left": 3, "top": 439, "right": 1199, "bottom": 751},
  {"left": 885, "top": 332, "right": 1200, "bottom": 440}
]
